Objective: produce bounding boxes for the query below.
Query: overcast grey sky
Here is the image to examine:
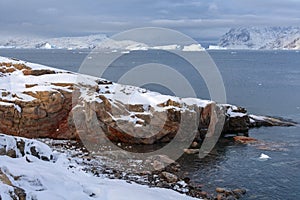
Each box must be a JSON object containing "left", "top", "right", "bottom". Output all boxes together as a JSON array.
[{"left": 1, "top": 0, "right": 300, "bottom": 41}]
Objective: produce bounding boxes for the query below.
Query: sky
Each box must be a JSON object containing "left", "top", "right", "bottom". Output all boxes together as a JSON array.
[{"left": 1, "top": 0, "right": 300, "bottom": 41}]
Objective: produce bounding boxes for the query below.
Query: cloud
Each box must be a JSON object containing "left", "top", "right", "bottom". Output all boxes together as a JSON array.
[
  {"left": 151, "top": 19, "right": 236, "bottom": 28},
  {"left": 0, "top": 0, "right": 300, "bottom": 40},
  {"left": 37, "top": 8, "right": 59, "bottom": 15},
  {"left": 208, "top": 3, "right": 218, "bottom": 13}
]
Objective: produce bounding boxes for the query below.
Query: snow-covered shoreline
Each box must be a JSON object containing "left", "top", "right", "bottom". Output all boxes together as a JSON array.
[
  {"left": 0, "top": 55, "right": 295, "bottom": 200},
  {"left": 0, "top": 56, "right": 295, "bottom": 142},
  {"left": 0, "top": 133, "right": 199, "bottom": 200}
]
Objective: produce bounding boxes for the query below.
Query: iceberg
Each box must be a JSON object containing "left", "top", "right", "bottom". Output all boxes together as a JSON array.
[
  {"left": 259, "top": 153, "right": 271, "bottom": 160},
  {"left": 208, "top": 45, "right": 227, "bottom": 50},
  {"left": 182, "top": 44, "right": 205, "bottom": 52}
]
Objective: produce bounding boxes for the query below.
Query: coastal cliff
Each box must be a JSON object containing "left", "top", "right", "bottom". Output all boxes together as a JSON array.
[{"left": 0, "top": 56, "right": 295, "bottom": 145}]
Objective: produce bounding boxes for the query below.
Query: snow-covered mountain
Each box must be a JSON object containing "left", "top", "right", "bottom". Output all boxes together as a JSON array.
[
  {"left": 0, "top": 34, "right": 205, "bottom": 51},
  {"left": 0, "top": 34, "right": 107, "bottom": 49},
  {"left": 218, "top": 27, "right": 300, "bottom": 50}
]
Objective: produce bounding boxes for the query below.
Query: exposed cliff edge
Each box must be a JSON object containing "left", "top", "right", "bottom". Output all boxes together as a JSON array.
[{"left": 0, "top": 56, "right": 295, "bottom": 145}]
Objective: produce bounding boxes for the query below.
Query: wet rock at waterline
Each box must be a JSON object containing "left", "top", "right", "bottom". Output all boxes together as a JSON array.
[{"left": 233, "top": 136, "right": 258, "bottom": 144}]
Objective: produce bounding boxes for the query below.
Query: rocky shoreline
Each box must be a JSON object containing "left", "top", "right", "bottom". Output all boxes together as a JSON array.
[
  {"left": 0, "top": 56, "right": 297, "bottom": 199},
  {"left": 1, "top": 131, "right": 295, "bottom": 200},
  {"left": 0, "top": 134, "right": 247, "bottom": 200},
  {"left": 0, "top": 56, "right": 295, "bottom": 144}
]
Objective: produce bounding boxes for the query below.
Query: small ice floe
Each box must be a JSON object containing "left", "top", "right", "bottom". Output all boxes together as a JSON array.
[{"left": 259, "top": 153, "right": 271, "bottom": 160}]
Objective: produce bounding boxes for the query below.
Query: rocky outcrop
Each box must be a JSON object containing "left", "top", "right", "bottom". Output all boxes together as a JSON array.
[
  {"left": 233, "top": 136, "right": 258, "bottom": 144},
  {"left": 0, "top": 88, "right": 74, "bottom": 140},
  {"left": 0, "top": 134, "right": 52, "bottom": 199},
  {"left": 0, "top": 168, "right": 27, "bottom": 200},
  {"left": 0, "top": 134, "right": 53, "bottom": 161},
  {"left": 0, "top": 57, "right": 296, "bottom": 145}
]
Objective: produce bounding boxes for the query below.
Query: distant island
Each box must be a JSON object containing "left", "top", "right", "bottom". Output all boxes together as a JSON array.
[
  {"left": 1, "top": 27, "right": 300, "bottom": 51},
  {"left": 0, "top": 27, "right": 300, "bottom": 52},
  {"left": 217, "top": 26, "right": 300, "bottom": 50},
  {"left": 0, "top": 35, "right": 205, "bottom": 52}
]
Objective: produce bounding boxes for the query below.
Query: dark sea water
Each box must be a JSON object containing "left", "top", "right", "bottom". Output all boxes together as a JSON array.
[{"left": 0, "top": 49, "right": 299, "bottom": 199}]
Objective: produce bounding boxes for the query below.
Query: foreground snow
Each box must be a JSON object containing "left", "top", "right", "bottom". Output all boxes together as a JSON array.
[{"left": 0, "top": 134, "right": 197, "bottom": 200}]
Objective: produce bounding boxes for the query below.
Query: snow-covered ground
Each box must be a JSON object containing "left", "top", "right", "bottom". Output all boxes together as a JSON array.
[
  {"left": 0, "top": 55, "right": 278, "bottom": 136},
  {"left": 0, "top": 133, "right": 198, "bottom": 200},
  {"left": 0, "top": 54, "right": 292, "bottom": 199},
  {"left": 0, "top": 56, "right": 213, "bottom": 119}
]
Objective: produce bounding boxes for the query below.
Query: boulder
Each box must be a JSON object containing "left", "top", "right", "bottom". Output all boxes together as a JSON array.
[
  {"left": 184, "top": 149, "right": 200, "bottom": 154},
  {"left": 161, "top": 171, "right": 178, "bottom": 183},
  {"left": 0, "top": 134, "right": 53, "bottom": 161}
]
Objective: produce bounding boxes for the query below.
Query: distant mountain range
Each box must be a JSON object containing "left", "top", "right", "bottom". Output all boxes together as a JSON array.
[
  {"left": 218, "top": 27, "right": 300, "bottom": 50},
  {"left": 0, "top": 34, "right": 205, "bottom": 51},
  {"left": 0, "top": 34, "right": 107, "bottom": 49},
  {"left": 2, "top": 27, "right": 300, "bottom": 50}
]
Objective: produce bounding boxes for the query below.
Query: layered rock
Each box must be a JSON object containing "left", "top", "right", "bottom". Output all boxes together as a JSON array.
[{"left": 0, "top": 56, "right": 295, "bottom": 145}]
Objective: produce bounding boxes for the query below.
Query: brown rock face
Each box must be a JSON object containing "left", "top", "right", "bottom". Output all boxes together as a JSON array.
[
  {"left": 72, "top": 98, "right": 185, "bottom": 145},
  {"left": 0, "top": 61, "right": 75, "bottom": 139},
  {"left": 0, "top": 90, "right": 74, "bottom": 139},
  {"left": 0, "top": 59, "right": 296, "bottom": 144},
  {"left": 22, "top": 69, "right": 56, "bottom": 76}
]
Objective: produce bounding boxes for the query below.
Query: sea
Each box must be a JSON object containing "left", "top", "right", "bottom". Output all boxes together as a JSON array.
[{"left": 0, "top": 49, "right": 299, "bottom": 199}]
